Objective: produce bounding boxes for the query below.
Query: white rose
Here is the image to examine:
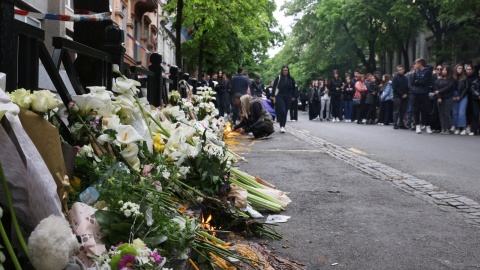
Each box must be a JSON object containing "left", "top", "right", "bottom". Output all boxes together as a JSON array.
[
  {"left": 8, "top": 88, "right": 32, "bottom": 109},
  {"left": 31, "top": 90, "right": 61, "bottom": 112}
]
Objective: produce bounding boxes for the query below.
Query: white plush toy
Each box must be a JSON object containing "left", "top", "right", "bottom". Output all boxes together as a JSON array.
[{"left": 28, "top": 215, "right": 81, "bottom": 270}]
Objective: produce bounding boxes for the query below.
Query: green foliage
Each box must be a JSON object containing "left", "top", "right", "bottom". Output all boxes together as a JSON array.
[
  {"left": 259, "top": 0, "right": 480, "bottom": 84},
  {"left": 165, "top": 0, "right": 282, "bottom": 74}
]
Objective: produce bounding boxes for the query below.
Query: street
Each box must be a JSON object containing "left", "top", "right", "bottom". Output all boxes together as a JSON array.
[{"left": 232, "top": 112, "right": 480, "bottom": 270}]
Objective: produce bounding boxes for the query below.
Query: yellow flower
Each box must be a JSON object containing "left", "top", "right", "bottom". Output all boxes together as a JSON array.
[{"left": 153, "top": 134, "right": 165, "bottom": 152}]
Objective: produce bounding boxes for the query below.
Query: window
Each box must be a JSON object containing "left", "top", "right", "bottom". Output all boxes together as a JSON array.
[
  {"left": 121, "top": 5, "right": 127, "bottom": 40},
  {"left": 134, "top": 20, "right": 141, "bottom": 62}
]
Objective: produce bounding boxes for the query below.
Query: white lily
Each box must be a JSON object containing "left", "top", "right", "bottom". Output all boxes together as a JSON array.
[
  {"left": 72, "top": 93, "right": 114, "bottom": 117},
  {"left": 120, "top": 143, "right": 140, "bottom": 170},
  {"left": 115, "top": 124, "right": 144, "bottom": 144}
]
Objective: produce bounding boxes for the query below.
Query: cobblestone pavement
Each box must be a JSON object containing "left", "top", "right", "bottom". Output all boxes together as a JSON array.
[{"left": 286, "top": 126, "right": 480, "bottom": 226}]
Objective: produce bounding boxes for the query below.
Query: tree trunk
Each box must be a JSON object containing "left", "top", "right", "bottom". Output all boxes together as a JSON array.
[
  {"left": 401, "top": 41, "right": 410, "bottom": 70},
  {"left": 175, "top": 0, "right": 183, "bottom": 70},
  {"left": 368, "top": 39, "right": 376, "bottom": 73}
]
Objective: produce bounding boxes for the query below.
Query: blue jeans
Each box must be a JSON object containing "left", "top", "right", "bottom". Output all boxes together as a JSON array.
[
  {"left": 344, "top": 100, "right": 353, "bottom": 120},
  {"left": 452, "top": 93, "right": 468, "bottom": 128},
  {"left": 275, "top": 94, "right": 292, "bottom": 127}
]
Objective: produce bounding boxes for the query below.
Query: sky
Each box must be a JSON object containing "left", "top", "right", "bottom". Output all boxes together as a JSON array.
[{"left": 267, "top": 0, "right": 295, "bottom": 57}]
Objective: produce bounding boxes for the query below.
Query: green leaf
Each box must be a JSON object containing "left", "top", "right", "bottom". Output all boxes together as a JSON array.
[{"left": 144, "top": 235, "right": 168, "bottom": 247}]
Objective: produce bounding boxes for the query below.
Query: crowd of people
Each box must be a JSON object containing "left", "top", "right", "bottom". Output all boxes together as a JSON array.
[
  {"left": 298, "top": 58, "right": 480, "bottom": 135},
  {"left": 183, "top": 58, "right": 480, "bottom": 138}
]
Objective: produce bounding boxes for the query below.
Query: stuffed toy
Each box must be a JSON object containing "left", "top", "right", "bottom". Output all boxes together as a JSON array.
[{"left": 28, "top": 215, "right": 82, "bottom": 270}]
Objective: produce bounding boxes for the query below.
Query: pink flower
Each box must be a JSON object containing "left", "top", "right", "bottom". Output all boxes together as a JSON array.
[
  {"left": 142, "top": 164, "right": 154, "bottom": 176},
  {"left": 118, "top": 254, "right": 136, "bottom": 269},
  {"left": 149, "top": 250, "right": 163, "bottom": 264}
]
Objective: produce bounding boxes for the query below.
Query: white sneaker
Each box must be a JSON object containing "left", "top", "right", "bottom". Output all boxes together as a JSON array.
[
  {"left": 460, "top": 130, "right": 467, "bottom": 135},
  {"left": 454, "top": 129, "right": 460, "bottom": 135},
  {"left": 416, "top": 125, "right": 421, "bottom": 134},
  {"left": 332, "top": 119, "right": 336, "bottom": 123},
  {"left": 292, "top": 120, "right": 297, "bottom": 122},
  {"left": 362, "top": 119, "right": 367, "bottom": 123},
  {"left": 280, "top": 127, "right": 286, "bottom": 133},
  {"left": 469, "top": 132, "right": 475, "bottom": 136},
  {"left": 450, "top": 126, "right": 456, "bottom": 132},
  {"left": 426, "top": 126, "right": 432, "bottom": 134}
]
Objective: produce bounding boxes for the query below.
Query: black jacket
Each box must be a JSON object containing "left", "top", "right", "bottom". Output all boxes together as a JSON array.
[
  {"left": 365, "top": 83, "right": 379, "bottom": 104},
  {"left": 455, "top": 78, "right": 469, "bottom": 100},
  {"left": 392, "top": 73, "right": 409, "bottom": 98},
  {"left": 329, "top": 78, "right": 343, "bottom": 96},
  {"left": 252, "top": 81, "right": 265, "bottom": 97},
  {"left": 435, "top": 78, "right": 455, "bottom": 99},
  {"left": 470, "top": 78, "right": 480, "bottom": 99},
  {"left": 412, "top": 66, "right": 433, "bottom": 94},
  {"left": 343, "top": 83, "right": 355, "bottom": 101},
  {"left": 272, "top": 75, "right": 297, "bottom": 97}
]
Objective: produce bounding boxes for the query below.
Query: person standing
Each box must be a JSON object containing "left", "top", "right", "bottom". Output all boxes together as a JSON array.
[
  {"left": 308, "top": 81, "right": 321, "bottom": 120},
  {"left": 434, "top": 65, "right": 455, "bottom": 134},
  {"left": 411, "top": 58, "right": 433, "bottom": 134},
  {"left": 216, "top": 71, "right": 230, "bottom": 118},
  {"left": 230, "top": 67, "right": 249, "bottom": 123},
  {"left": 320, "top": 79, "right": 331, "bottom": 121},
  {"left": 355, "top": 73, "right": 368, "bottom": 124},
  {"left": 265, "top": 80, "right": 274, "bottom": 100},
  {"left": 405, "top": 64, "right": 416, "bottom": 129},
  {"left": 392, "top": 65, "right": 409, "bottom": 129},
  {"left": 252, "top": 75, "right": 265, "bottom": 97},
  {"left": 343, "top": 76, "right": 355, "bottom": 122},
  {"left": 365, "top": 75, "right": 380, "bottom": 124},
  {"left": 465, "top": 64, "right": 478, "bottom": 135},
  {"left": 470, "top": 69, "right": 480, "bottom": 135},
  {"left": 329, "top": 70, "right": 343, "bottom": 122},
  {"left": 451, "top": 64, "right": 470, "bottom": 135},
  {"left": 272, "top": 65, "right": 297, "bottom": 133},
  {"left": 380, "top": 74, "right": 394, "bottom": 125}
]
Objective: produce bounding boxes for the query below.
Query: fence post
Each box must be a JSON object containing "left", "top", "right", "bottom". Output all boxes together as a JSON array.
[
  {"left": 0, "top": 0, "right": 16, "bottom": 91},
  {"left": 148, "top": 53, "right": 163, "bottom": 107},
  {"left": 104, "top": 24, "right": 125, "bottom": 89}
]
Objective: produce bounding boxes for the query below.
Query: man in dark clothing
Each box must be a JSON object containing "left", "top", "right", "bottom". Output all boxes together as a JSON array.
[
  {"left": 252, "top": 75, "right": 265, "bottom": 97},
  {"left": 230, "top": 67, "right": 249, "bottom": 123},
  {"left": 411, "top": 58, "right": 433, "bottom": 134},
  {"left": 392, "top": 64, "right": 409, "bottom": 129},
  {"left": 290, "top": 84, "right": 299, "bottom": 121}
]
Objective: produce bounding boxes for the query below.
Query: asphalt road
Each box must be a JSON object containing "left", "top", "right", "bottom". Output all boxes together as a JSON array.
[
  {"left": 288, "top": 111, "right": 480, "bottom": 202},
  {"left": 231, "top": 115, "right": 480, "bottom": 270}
]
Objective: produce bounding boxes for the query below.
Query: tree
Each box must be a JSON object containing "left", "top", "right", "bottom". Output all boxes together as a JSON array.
[{"left": 165, "top": 0, "right": 281, "bottom": 76}]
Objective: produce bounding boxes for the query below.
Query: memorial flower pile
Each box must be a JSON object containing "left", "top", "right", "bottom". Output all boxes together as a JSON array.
[{"left": 0, "top": 66, "right": 290, "bottom": 269}]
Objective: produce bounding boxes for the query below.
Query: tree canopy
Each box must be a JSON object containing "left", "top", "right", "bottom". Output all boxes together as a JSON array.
[
  {"left": 259, "top": 0, "right": 480, "bottom": 87},
  {"left": 164, "top": 0, "right": 282, "bottom": 76}
]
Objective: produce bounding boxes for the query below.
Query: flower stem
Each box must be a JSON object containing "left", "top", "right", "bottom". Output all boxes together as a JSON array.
[
  {"left": 149, "top": 115, "right": 171, "bottom": 138},
  {"left": 0, "top": 221, "right": 22, "bottom": 270},
  {"left": 133, "top": 96, "right": 154, "bottom": 140},
  {"left": 0, "top": 162, "right": 29, "bottom": 257}
]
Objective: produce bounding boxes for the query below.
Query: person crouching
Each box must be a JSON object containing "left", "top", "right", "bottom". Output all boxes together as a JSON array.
[{"left": 232, "top": 93, "right": 275, "bottom": 138}]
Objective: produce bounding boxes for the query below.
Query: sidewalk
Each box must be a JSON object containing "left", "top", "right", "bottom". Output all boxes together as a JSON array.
[{"left": 232, "top": 128, "right": 480, "bottom": 269}]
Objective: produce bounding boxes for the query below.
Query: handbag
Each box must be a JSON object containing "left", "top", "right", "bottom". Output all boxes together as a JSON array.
[{"left": 352, "top": 98, "right": 360, "bottom": 105}]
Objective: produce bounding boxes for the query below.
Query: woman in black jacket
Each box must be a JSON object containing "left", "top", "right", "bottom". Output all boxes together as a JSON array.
[
  {"left": 434, "top": 65, "right": 455, "bottom": 134},
  {"left": 329, "top": 70, "right": 343, "bottom": 122},
  {"left": 272, "top": 65, "right": 297, "bottom": 133},
  {"left": 451, "top": 64, "right": 469, "bottom": 135},
  {"left": 365, "top": 75, "right": 379, "bottom": 124},
  {"left": 233, "top": 94, "right": 274, "bottom": 138},
  {"left": 470, "top": 70, "right": 480, "bottom": 135},
  {"left": 308, "top": 81, "right": 321, "bottom": 120},
  {"left": 343, "top": 76, "right": 355, "bottom": 122}
]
